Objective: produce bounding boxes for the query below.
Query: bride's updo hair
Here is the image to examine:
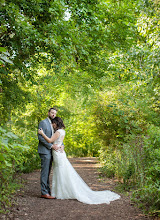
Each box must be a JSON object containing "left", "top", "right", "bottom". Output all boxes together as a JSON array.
[{"left": 51, "top": 117, "right": 65, "bottom": 130}]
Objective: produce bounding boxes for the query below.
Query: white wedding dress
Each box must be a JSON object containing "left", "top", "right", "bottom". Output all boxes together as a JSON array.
[{"left": 51, "top": 129, "right": 120, "bottom": 204}]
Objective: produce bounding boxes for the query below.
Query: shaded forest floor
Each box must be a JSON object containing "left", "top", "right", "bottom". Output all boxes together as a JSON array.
[{"left": 0, "top": 157, "right": 158, "bottom": 220}]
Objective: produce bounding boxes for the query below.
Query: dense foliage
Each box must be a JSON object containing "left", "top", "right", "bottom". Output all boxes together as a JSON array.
[{"left": 0, "top": 0, "right": 159, "bottom": 216}]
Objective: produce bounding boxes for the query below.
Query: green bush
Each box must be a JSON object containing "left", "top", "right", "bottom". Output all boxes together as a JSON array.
[
  {"left": 98, "top": 124, "right": 160, "bottom": 216},
  {"left": 131, "top": 126, "right": 160, "bottom": 215},
  {"left": 0, "top": 126, "right": 39, "bottom": 212}
]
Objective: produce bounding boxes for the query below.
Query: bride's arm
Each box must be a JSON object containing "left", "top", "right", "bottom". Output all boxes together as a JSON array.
[{"left": 38, "top": 129, "right": 60, "bottom": 143}]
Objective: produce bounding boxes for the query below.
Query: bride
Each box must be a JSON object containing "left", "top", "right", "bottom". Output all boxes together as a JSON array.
[{"left": 38, "top": 117, "right": 120, "bottom": 204}]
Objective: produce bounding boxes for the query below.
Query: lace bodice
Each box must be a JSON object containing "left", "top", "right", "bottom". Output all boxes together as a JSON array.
[{"left": 54, "top": 129, "right": 65, "bottom": 147}]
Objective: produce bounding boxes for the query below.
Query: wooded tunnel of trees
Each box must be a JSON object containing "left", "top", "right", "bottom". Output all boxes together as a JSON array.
[{"left": 0, "top": 0, "right": 160, "bottom": 216}]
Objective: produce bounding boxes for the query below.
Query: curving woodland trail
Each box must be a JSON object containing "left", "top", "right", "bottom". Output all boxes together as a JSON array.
[{"left": 1, "top": 157, "right": 156, "bottom": 220}]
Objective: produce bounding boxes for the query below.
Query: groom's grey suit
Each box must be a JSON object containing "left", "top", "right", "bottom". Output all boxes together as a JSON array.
[{"left": 38, "top": 118, "right": 53, "bottom": 195}]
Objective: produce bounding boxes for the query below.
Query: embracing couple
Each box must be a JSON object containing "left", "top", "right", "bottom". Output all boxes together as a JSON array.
[{"left": 38, "top": 107, "right": 120, "bottom": 204}]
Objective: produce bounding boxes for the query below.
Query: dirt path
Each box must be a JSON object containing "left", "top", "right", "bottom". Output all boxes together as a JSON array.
[{"left": 1, "top": 157, "right": 155, "bottom": 220}]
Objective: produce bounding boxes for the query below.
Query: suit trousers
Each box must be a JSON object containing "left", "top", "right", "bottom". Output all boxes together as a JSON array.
[{"left": 39, "top": 153, "right": 53, "bottom": 195}]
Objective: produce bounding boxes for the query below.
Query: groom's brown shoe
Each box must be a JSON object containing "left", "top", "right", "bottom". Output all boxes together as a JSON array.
[{"left": 41, "top": 194, "right": 56, "bottom": 199}]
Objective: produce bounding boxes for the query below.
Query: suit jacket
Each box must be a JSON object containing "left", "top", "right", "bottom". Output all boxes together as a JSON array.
[{"left": 38, "top": 118, "right": 53, "bottom": 154}]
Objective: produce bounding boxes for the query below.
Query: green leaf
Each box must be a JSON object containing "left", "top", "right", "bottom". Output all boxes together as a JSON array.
[
  {"left": 0, "top": 153, "right": 5, "bottom": 162},
  {"left": 0, "top": 47, "right": 7, "bottom": 52}
]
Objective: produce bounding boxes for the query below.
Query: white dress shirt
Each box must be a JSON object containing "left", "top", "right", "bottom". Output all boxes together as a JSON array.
[{"left": 47, "top": 117, "right": 54, "bottom": 135}]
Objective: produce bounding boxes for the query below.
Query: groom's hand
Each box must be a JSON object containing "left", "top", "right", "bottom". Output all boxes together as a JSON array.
[
  {"left": 51, "top": 144, "right": 59, "bottom": 151},
  {"left": 59, "top": 145, "right": 64, "bottom": 153}
]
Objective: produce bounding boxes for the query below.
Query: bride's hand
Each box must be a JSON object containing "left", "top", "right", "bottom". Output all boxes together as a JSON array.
[{"left": 38, "top": 128, "right": 44, "bottom": 135}]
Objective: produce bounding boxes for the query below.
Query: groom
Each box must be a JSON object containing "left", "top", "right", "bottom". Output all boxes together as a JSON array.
[{"left": 38, "top": 107, "right": 58, "bottom": 199}]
